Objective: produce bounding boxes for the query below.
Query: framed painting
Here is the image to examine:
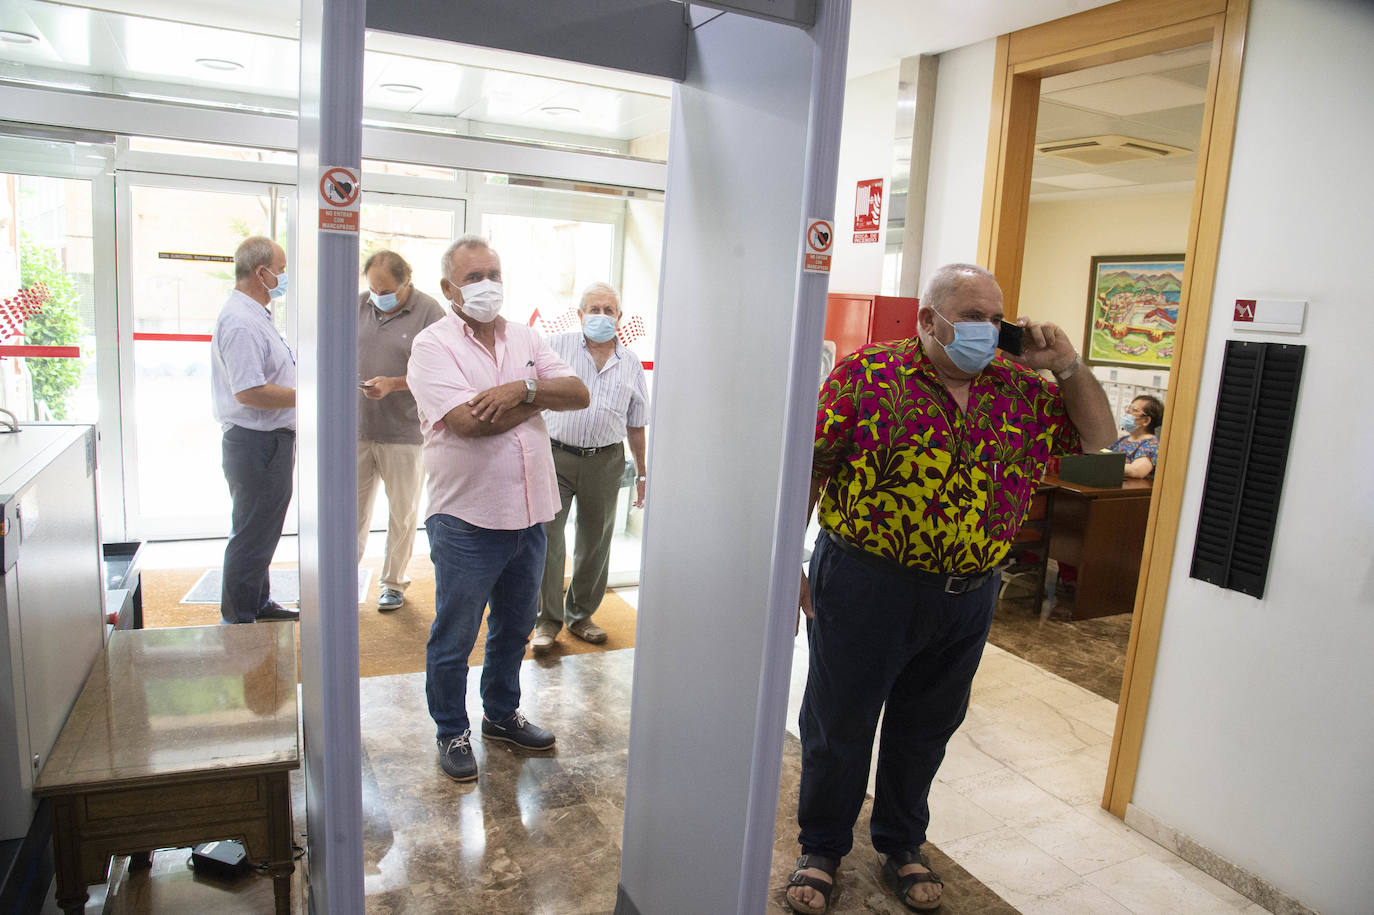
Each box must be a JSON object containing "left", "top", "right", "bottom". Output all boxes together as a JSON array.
[{"left": 1083, "top": 254, "right": 1185, "bottom": 369}]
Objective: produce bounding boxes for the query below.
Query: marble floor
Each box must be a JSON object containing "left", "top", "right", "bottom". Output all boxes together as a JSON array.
[
  {"left": 986, "top": 588, "right": 1134, "bottom": 702},
  {"left": 50, "top": 571, "right": 1267, "bottom": 913}
]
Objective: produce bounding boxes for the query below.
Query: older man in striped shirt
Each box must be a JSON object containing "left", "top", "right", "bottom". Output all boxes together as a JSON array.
[{"left": 531, "top": 282, "right": 650, "bottom": 652}]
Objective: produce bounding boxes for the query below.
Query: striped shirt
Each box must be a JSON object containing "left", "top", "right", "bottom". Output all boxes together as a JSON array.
[{"left": 543, "top": 332, "right": 649, "bottom": 448}]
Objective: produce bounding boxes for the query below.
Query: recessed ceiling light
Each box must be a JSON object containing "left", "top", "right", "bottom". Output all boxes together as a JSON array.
[
  {"left": 0, "top": 30, "right": 40, "bottom": 45},
  {"left": 380, "top": 83, "right": 423, "bottom": 95},
  {"left": 196, "top": 57, "right": 244, "bottom": 72},
  {"left": 540, "top": 106, "right": 580, "bottom": 117}
]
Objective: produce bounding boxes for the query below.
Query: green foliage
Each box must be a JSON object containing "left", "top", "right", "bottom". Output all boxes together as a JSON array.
[{"left": 19, "top": 237, "right": 84, "bottom": 419}]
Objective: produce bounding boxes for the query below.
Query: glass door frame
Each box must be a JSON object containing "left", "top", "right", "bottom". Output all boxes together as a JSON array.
[
  {"left": 113, "top": 170, "right": 298, "bottom": 541},
  {"left": 358, "top": 188, "right": 467, "bottom": 289}
]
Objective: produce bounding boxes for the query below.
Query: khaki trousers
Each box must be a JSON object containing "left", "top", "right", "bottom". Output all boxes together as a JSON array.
[
  {"left": 357, "top": 440, "right": 424, "bottom": 594},
  {"left": 538, "top": 443, "right": 625, "bottom": 627}
]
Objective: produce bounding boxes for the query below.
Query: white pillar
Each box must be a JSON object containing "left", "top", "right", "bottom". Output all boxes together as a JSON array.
[
  {"left": 296, "top": 0, "right": 366, "bottom": 911},
  {"left": 617, "top": 2, "right": 849, "bottom": 912}
]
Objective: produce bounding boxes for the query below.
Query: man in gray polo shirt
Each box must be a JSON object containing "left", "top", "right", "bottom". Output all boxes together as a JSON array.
[
  {"left": 210, "top": 235, "right": 299, "bottom": 624},
  {"left": 357, "top": 250, "right": 445, "bottom": 612},
  {"left": 532, "top": 282, "right": 649, "bottom": 651}
]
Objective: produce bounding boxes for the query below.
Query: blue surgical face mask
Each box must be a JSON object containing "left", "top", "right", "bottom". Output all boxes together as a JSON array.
[
  {"left": 1121, "top": 413, "right": 1139, "bottom": 432},
  {"left": 932, "top": 309, "right": 998, "bottom": 374},
  {"left": 582, "top": 312, "right": 618, "bottom": 343},
  {"left": 370, "top": 290, "right": 400, "bottom": 312},
  {"left": 266, "top": 269, "right": 288, "bottom": 300}
]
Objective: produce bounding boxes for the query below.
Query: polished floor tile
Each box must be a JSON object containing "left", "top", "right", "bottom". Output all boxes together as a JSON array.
[
  {"left": 53, "top": 601, "right": 1271, "bottom": 913},
  {"left": 987, "top": 592, "right": 1133, "bottom": 701}
]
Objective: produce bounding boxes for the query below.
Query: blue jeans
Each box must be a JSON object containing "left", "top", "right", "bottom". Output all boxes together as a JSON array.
[
  {"left": 797, "top": 531, "right": 998, "bottom": 859},
  {"left": 425, "top": 513, "right": 546, "bottom": 741}
]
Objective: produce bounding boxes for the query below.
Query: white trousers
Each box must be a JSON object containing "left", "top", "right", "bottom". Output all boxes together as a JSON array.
[{"left": 357, "top": 440, "right": 424, "bottom": 594}]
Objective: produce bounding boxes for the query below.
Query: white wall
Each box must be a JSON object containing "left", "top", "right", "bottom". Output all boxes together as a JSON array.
[
  {"left": 828, "top": 65, "right": 896, "bottom": 293},
  {"left": 907, "top": 2, "right": 1373, "bottom": 911},
  {"left": 918, "top": 38, "right": 996, "bottom": 292},
  {"left": 1130, "top": 2, "right": 1374, "bottom": 913},
  {"left": 1021, "top": 192, "right": 1192, "bottom": 351}
]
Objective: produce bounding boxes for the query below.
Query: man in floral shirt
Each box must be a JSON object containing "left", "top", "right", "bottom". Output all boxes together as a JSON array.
[{"left": 786, "top": 264, "right": 1116, "bottom": 915}]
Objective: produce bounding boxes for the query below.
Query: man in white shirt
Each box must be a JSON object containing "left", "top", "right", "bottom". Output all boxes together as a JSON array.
[
  {"left": 532, "top": 282, "right": 649, "bottom": 652},
  {"left": 209, "top": 236, "right": 298, "bottom": 624}
]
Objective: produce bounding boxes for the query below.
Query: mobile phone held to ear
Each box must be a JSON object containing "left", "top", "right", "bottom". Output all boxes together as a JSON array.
[{"left": 998, "top": 320, "right": 1024, "bottom": 356}]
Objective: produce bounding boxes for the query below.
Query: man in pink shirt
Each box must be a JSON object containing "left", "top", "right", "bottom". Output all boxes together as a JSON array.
[{"left": 408, "top": 235, "right": 589, "bottom": 782}]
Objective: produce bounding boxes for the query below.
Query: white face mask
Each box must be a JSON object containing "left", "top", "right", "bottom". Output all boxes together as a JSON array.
[{"left": 456, "top": 279, "right": 503, "bottom": 323}]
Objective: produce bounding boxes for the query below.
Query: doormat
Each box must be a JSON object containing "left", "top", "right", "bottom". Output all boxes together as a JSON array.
[{"left": 181, "top": 568, "right": 372, "bottom": 605}]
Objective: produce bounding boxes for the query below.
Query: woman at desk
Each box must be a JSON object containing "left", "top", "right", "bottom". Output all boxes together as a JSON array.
[{"left": 1109, "top": 394, "right": 1163, "bottom": 479}]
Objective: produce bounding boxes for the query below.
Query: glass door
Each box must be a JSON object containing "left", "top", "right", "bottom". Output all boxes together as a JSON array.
[
  {"left": 0, "top": 170, "right": 98, "bottom": 424},
  {"left": 116, "top": 172, "right": 292, "bottom": 540}
]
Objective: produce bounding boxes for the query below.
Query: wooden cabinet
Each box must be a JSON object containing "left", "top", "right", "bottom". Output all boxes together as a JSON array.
[{"left": 825, "top": 294, "right": 920, "bottom": 360}]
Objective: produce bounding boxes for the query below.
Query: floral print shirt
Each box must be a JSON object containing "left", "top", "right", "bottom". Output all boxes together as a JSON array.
[
  {"left": 1109, "top": 434, "right": 1159, "bottom": 476},
  {"left": 813, "top": 338, "right": 1080, "bottom": 574}
]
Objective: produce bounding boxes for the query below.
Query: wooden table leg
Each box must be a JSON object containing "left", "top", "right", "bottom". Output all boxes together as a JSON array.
[
  {"left": 49, "top": 798, "right": 90, "bottom": 915},
  {"left": 265, "top": 771, "right": 295, "bottom": 914}
]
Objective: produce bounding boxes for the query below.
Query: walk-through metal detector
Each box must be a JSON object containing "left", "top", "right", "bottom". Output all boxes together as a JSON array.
[{"left": 296, "top": 3, "right": 849, "bottom": 911}]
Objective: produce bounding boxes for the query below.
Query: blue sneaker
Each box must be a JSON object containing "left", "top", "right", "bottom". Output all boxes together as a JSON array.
[
  {"left": 437, "top": 731, "right": 477, "bottom": 782},
  {"left": 481, "top": 711, "right": 555, "bottom": 751}
]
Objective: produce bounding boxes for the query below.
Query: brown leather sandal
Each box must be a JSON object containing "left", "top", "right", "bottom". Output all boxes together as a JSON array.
[
  {"left": 785, "top": 853, "right": 839, "bottom": 915},
  {"left": 882, "top": 848, "right": 944, "bottom": 911}
]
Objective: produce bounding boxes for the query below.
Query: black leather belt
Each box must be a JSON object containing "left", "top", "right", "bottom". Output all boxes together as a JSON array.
[
  {"left": 825, "top": 531, "right": 995, "bottom": 595},
  {"left": 550, "top": 439, "right": 620, "bottom": 457}
]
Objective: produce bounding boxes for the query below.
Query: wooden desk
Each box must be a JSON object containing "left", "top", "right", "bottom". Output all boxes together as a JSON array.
[
  {"left": 1043, "top": 474, "right": 1153, "bottom": 619},
  {"left": 34, "top": 623, "right": 299, "bottom": 914}
]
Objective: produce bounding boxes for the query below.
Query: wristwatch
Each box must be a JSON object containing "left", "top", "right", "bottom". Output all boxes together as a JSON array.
[
  {"left": 1052, "top": 356, "right": 1082, "bottom": 382},
  {"left": 523, "top": 378, "right": 537, "bottom": 403}
]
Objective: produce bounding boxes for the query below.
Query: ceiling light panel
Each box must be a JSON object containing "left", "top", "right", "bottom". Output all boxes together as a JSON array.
[
  {"left": 1045, "top": 74, "right": 1206, "bottom": 117},
  {"left": 1035, "top": 173, "right": 1138, "bottom": 190},
  {"left": 2, "top": 2, "right": 105, "bottom": 68},
  {"left": 103, "top": 8, "right": 296, "bottom": 95}
]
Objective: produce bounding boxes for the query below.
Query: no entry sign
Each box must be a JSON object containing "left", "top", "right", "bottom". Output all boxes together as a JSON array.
[{"left": 319, "top": 166, "right": 360, "bottom": 234}]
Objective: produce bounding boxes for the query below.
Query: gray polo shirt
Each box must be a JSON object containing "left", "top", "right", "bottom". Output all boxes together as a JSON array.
[
  {"left": 211, "top": 289, "right": 296, "bottom": 432},
  {"left": 358, "top": 288, "right": 446, "bottom": 444}
]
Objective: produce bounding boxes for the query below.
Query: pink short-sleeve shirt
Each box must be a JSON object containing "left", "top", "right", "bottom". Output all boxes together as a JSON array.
[{"left": 408, "top": 313, "right": 575, "bottom": 530}]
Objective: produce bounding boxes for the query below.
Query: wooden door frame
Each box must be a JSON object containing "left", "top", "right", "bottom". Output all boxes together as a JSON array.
[{"left": 976, "top": 0, "right": 1250, "bottom": 817}]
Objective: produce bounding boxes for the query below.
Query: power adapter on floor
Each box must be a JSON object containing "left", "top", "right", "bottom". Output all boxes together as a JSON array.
[{"left": 190, "top": 840, "right": 250, "bottom": 880}]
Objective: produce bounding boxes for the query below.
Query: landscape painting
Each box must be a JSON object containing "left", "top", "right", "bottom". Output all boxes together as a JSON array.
[{"left": 1083, "top": 254, "right": 1185, "bottom": 369}]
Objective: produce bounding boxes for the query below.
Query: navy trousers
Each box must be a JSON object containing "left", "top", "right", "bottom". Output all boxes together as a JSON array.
[
  {"left": 220, "top": 425, "right": 295, "bottom": 624},
  {"left": 797, "top": 531, "right": 998, "bottom": 858}
]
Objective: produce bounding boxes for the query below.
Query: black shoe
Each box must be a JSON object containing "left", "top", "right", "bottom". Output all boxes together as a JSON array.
[
  {"left": 481, "top": 711, "right": 555, "bottom": 751},
  {"left": 437, "top": 731, "right": 477, "bottom": 782},
  {"left": 256, "top": 602, "right": 300, "bottom": 622},
  {"left": 377, "top": 589, "right": 404, "bottom": 612}
]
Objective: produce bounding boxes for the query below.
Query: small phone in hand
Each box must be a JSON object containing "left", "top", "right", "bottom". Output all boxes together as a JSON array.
[{"left": 997, "top": 320, "right": 1024, "bottom": 356}]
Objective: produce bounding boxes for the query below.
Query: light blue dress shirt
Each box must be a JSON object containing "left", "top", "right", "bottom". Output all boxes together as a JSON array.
[{"left": 210, "top": 290, "right": 296, "bottom": 432}]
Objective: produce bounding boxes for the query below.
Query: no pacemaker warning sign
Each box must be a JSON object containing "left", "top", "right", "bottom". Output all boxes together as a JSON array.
[
  {"left": 803, "top": 217, "right": 833, "bottom": 274},
  {"left": 319, "top": 166, "right": 360, "bottom": 234}
]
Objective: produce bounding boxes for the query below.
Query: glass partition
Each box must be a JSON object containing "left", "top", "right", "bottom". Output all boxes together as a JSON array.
[{"left": 0, "top": 173, "right": 96, "bottom": 424}]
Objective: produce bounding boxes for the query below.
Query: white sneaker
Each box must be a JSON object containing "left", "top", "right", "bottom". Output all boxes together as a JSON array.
[{"left": 530, "top": 622, "right": 559, "bottom": 652}]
